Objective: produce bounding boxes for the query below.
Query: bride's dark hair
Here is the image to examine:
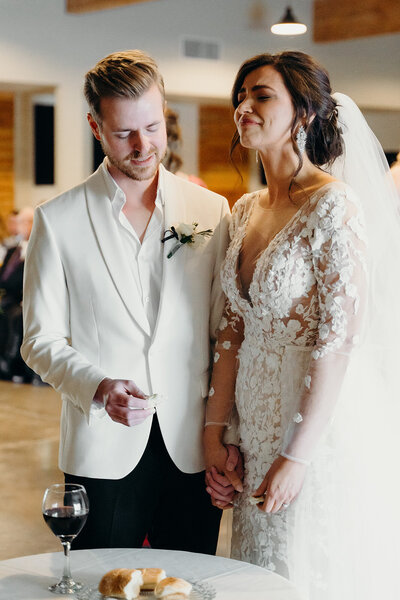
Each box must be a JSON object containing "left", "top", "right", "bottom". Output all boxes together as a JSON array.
[{"left": 231, "top": 51, "right": 343, "bottom": 174}]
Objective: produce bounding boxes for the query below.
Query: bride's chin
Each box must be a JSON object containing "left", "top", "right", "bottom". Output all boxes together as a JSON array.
[{"left": 239, "top": 136, "right": 261, "bottom": 151}]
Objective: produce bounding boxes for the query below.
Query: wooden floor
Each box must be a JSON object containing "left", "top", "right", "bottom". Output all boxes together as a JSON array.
[
  {"left": 0, "top": 380, "right": 62, "bottom": 560},
  {"left": 0, "top": 380, "right": 231, "bottom": 561}
]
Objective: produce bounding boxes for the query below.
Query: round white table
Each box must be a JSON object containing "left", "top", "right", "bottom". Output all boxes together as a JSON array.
[{"left": 0, "top": 548, "right": 304, "bottom": 599}]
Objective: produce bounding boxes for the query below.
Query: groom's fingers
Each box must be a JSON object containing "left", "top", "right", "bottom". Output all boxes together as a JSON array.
[
  {"left": 205, "top": 470, "right": 235, "bottom": 505},
  {"left": 107, "top": 401, "right": 155, "bottom": 426},
  {"left": 209, "top": 466, "right": 232, "bottom": 487},
  {"left": 102, "top": 379, "right": 156, "bottom": 426},
  {"left": 206, "top": 469, "right": 234, "bottom": 494},
  {"left": 127, "top": 397, "right": 151, "bottom": 410},
  {"left": 225, "top": 445, "right": 244, "bottom": 491},
  {"left": 224, "top": 469, "right": 244, "bottom": 493},
  {"left": 124, "top": 380, "right": 147, "bottom": 399}
]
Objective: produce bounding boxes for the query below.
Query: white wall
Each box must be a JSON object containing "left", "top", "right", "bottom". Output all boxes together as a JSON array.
[
  {"left": 0, "top": 0, "right": 399, "bottom": 202},
  {"left": 362, "top": 110, "right": 400, "bottom": 152}
]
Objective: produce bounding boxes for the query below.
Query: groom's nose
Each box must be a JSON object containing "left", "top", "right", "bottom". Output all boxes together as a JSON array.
[{"left": 131, "top": 131, "right": 152, "bottom": 156}]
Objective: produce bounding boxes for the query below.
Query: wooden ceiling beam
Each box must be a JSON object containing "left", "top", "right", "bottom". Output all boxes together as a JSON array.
[
  {"left": 66, "top": 0, "right": 158, "bottom": 14},
  {"left": 313, "top": 0, "right": 400, "bottom": 42}
]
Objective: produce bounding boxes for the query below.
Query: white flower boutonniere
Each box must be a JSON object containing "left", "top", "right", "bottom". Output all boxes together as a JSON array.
[{"left": 161, "top": 222, "right": 213, "bottom": 259}]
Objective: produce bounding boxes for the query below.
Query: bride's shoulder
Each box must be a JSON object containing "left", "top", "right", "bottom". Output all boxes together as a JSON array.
[
  {"left": 311, "top": 180, "right": 362, "bottom": 213},
  {"left": 231, "top": 190, "right": 260, "bottom": 220},
  {"left": 305, "top": 181, "right": 366, "bottom": 239}
]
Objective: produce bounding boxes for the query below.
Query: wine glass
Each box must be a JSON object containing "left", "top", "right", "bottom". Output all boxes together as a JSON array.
[{"left": 42, "top": 483, "right": 89, "bottom": 595}]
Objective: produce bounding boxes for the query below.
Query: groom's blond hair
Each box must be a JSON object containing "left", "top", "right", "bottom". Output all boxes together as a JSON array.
[{"left": 84, "top": 50, "right": 165, "bottom": 124}]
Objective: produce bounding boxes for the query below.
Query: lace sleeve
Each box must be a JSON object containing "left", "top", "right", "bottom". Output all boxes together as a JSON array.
[
  {"left": 205, "top": 300, "right": 244, "bottom": 432},
  {"left": 281, "top": 189, "right": 368, "bottom": 464},
  {"left": 204, "top": 196, "right": 251, "bottom": 432}
]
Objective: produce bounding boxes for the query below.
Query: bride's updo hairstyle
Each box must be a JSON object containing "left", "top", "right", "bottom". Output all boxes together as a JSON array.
[{"left": 231, "top": 51, "right": 343, "bottom": 173}]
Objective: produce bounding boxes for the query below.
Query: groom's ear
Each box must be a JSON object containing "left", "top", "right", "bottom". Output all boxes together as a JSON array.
[{"left": 87, "top": 113, "right": 102, "bottom": 141}]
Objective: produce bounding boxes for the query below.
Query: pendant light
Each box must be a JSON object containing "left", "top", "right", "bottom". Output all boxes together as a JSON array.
[{"left": 271, "top": 6, "right": 307, "bottom": 35}]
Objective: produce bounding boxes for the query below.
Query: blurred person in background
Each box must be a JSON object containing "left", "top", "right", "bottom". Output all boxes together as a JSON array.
[
  {"left": 0, "top": 210, "right": 20, "bottom": 264},
  {"left": 390, "top": 151, "right": 400, "bottom": 200},
  {"left": 163, "top": 107, "right": 208, "bottom": 188},
  {"left": 0, "top": 206, "right": 34, "bottom": 380}
]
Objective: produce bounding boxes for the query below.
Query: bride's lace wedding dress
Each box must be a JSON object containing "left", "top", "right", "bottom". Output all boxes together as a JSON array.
[{"left": 209, "top": 181, "right": 400, "bottom": 599}]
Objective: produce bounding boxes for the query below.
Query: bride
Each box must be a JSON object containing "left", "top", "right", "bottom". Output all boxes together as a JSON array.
[{"left": 203, "top": 51, "right": 400, "bottom": 599}]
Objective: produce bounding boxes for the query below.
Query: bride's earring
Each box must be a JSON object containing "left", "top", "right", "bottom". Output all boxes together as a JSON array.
[
  {"left": 255, "top": 150, "right": 259, "bottom": 164},
  {"left": 296, "top": 125, "right": 307, "bottom": 156}
]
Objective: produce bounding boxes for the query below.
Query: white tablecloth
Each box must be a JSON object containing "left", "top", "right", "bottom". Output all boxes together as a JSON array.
[{"left": 0, "top": 548, "right": 304, "bottom": 599}]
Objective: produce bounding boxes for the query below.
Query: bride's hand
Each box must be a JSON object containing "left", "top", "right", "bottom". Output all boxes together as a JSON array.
[
  {"left": 204, "top": 443, "right": 243, "bottom": 508},
  {"left": 204, "top": 437, "right": 229, "bottom": 473},
  {"left": 205, "top": 466, "right": 235, "bottom": 509},
  {"left": 204, "top": 442, "right": 233, "bottom": 508},
  {"left": 253, "top": 455, "right": 307, "bottom": 513}
]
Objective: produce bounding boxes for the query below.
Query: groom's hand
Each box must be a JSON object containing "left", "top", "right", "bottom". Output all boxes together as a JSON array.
[
  {"left": 205, "top": 444, "right": 244, "bottom": 508},
  {"left": 225, "top": 444, "right": 244, "bottom": 491},
  {"left": 206, "top": 466, "right": 236, "bottom": 509},
  {"left": 94, "top": 377, "right": 155, "bottom": 427}
]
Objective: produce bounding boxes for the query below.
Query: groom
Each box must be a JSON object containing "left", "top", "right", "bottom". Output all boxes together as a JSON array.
[{"left": 21, "top": 50, "right": 233, "bottom": 553}]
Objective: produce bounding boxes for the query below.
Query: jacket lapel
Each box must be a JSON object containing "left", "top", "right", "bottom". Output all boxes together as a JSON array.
[
  {"left": 85, "top": 168, "right": 151, "bottom": 336},
  {"left": 152, "top": 168, "right": 187, "bottom": 341}
]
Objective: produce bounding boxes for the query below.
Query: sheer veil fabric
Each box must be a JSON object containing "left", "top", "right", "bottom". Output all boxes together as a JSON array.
[
  {"left": 330, "top": 93, "right": 400, "bottom": 346},
  {"left": 318, "top": 93, "right": 400, "bottom": 597}
]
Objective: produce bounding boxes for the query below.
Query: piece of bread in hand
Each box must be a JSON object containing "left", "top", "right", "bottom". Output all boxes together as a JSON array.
[
  {"left": 98, "top": 568, "right": 143, "bottom": 599},
  {"left": 249, "top": 495, "right": 264, "bottom": 505},
  {"left": 139, "top": 567, "right": 167, "bottom": 590},
  {"left": 154, "top": 576, "right": 192, "bottom": 599}
]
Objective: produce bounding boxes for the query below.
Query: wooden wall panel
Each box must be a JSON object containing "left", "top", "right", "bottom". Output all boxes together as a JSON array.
[
  {"left": 314, "top": 0, "right": 400, "bottom": 42},
  {"left": 66, "top": 0, "right": 157, "bottom": 13},
  {"left": 0, "top": 94, "right": 14, "bottom": 231},
  {"left": 199, "top": 105, "right": 249, "bottom": 209}
]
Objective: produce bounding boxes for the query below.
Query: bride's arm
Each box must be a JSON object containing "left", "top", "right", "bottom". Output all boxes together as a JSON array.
[
  {"left": 280, "top": 189, "right": 368, "bottom": 463},
  {"left": 255, "top": 189, "right": 368, "bottom": 512},
  {"left": 203, "top": 300, "right": 244, "bottom": 505}
]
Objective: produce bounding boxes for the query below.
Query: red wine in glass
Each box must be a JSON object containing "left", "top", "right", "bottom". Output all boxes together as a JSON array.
[
  {"left": 42, "top": 483, "right": 89, "bottom": 594},
  {"left": 43, "top": 506, "right": 88, "bottom": 541}
]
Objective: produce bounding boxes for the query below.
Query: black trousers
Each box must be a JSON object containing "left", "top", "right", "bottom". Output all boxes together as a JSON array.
[{"left": 65, "top": 415, "right": 221, "bottom": 554}]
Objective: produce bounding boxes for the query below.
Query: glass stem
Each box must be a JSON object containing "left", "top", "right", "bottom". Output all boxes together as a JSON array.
[{"left": 61, "top": 541, "right": 72, "bottom": 582}]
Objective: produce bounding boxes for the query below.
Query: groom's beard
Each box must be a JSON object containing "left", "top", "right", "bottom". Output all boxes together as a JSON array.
[{"left": 102, "top": 141, "right": 167, "bottom": 182}]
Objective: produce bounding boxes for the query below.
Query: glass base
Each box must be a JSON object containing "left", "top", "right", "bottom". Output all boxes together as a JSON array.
[{"left": 48, "top": 579, "right": 83, "bottom": 595}]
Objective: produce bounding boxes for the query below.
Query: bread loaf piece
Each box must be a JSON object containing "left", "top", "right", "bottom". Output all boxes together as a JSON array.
[
  {"left": 98, "top": 568, "right": 143, "bottom": 599},
  {"left": 139, "top": 567, "right": 166, "bottom": 590},
  {"left": 249, "top": 495, "right": 264, "bottom": 505},
  {"left": 154, "top": 576, "right": 192, "bottom": 599}
]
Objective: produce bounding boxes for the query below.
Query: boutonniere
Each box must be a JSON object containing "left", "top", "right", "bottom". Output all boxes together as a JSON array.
[{"left": 161, "top": 222, "right": 213, "bottom": 259}]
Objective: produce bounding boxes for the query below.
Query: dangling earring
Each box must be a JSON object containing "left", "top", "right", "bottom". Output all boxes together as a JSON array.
[
  {"left": 255, "top": 150, "right": 259, "bottom": 164},
  {"left": 296, "top": 125, "right": 307, "bottom": 156}
]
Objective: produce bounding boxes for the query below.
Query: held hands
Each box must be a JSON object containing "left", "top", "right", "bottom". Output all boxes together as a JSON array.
[
  {"left": 94, "top": 377, "right": 155, "bottom": 427},
  {"left": 205, "top": 443, "right": 244, "bottom": 509},
  {"left": 253, "top": 455, "right": 307, "bottom": 513}
]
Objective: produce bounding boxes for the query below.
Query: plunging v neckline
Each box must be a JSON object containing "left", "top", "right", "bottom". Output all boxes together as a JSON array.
[{"left": 234, "top": 183, "right": 333, "bottom": 305}]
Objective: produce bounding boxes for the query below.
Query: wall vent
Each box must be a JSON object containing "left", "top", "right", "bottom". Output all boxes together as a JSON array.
[{"left": 181, "top": 37, "right": 221, "bottom": 60}]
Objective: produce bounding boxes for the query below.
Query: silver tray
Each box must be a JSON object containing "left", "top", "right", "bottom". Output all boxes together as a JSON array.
[{"left": 76, "top": 580, "right": 216, "bottom": 600}]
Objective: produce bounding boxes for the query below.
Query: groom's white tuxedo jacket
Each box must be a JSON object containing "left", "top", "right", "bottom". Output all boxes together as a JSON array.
[{"left": 21, "top": 164, "right": 230, "bottom": 479}]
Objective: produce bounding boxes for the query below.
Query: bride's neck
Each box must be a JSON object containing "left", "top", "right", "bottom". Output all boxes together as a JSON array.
[{"left": 260, "top": 151, "right": 332, "bottom": 207}]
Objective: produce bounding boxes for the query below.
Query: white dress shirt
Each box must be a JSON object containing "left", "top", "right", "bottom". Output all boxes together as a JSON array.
[{"left": 100, "top": 160, "right": 165, "bottom": 333}]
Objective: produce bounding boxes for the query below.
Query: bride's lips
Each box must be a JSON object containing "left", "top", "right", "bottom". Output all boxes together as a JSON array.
[{"left": 239, "top": 117, "right": 261, "bottom": 127}]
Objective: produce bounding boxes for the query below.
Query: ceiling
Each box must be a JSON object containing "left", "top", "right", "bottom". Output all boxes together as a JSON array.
[{"left": 65, "top": 0, "right": 400, "bottom": 42}]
